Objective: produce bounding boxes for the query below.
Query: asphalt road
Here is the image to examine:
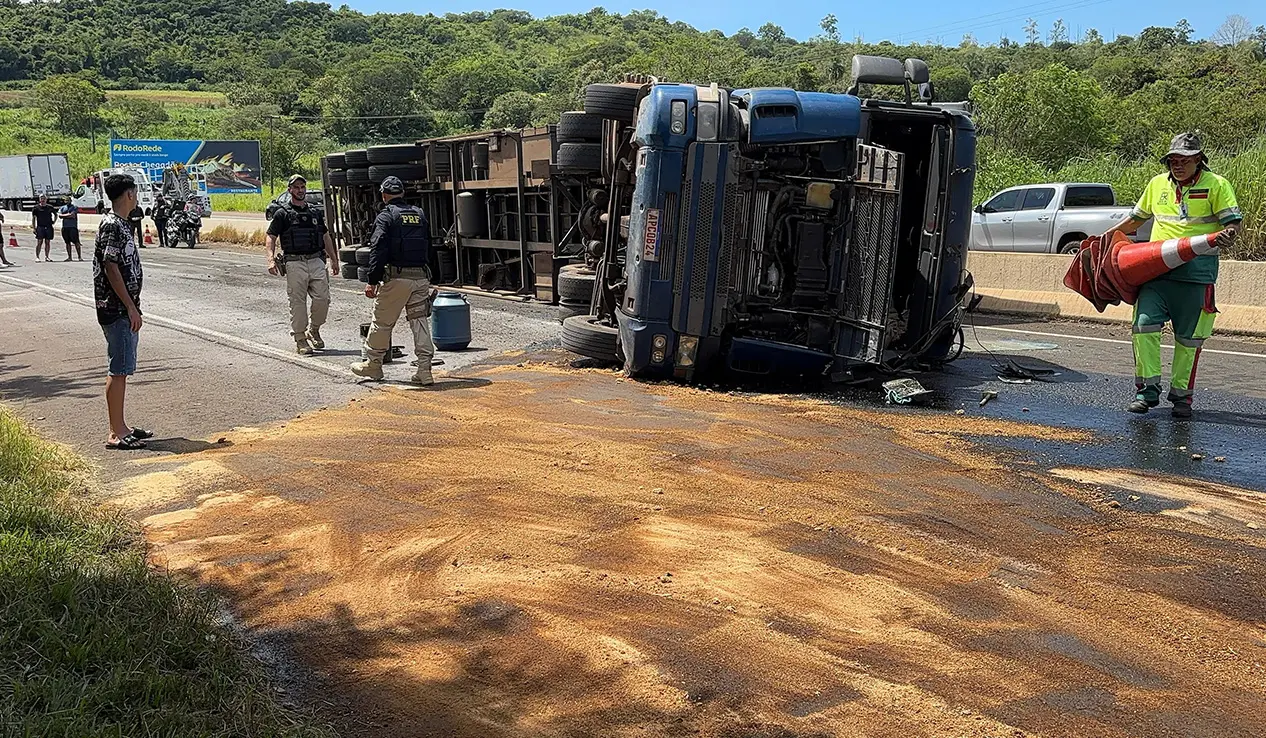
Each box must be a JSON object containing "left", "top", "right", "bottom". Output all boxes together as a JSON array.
[{"left": 0, "top": 231, "right": 561, "bottom": 479}]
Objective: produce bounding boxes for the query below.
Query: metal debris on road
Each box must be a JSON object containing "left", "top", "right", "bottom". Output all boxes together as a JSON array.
[
  {"left": 882, "top": 378, "right": 934, "bottom": 405},
  {"left": 994, "top": 359, "right": 1059, "bottom": 383},
  {"left": 979, "top": 391, "right": 998, "bottom": 407}
]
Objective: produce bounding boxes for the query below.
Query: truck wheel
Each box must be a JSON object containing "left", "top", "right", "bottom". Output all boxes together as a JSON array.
[
  {"left": 346, "top": 168, "right": 371, "bottom": 184},
  {"left": 584, "top": 84, "right": 641, "bottom": 122},
  {"left": 325, "top": 153, "right": 346, "bottom": 170},
  {"left": 355, "top": 247, "right": 373, "bottom": 265},
  {"left": 344, "top": 149, "right": 370, "bottom": 168},
  {"left": 326, "top": 170, "right": 348, "bottom": 187},
  {"left": 557, "top": 111, "right": 602, "bottom": 143},
  {"left": 357, "top": 266, "right": 370, "bottom": 283},
  {"left": 558, "top": 301, "right": 590, "bottom": 323},
  {"left": 557, "top": 263, "right": 596, "bottom": 302},
  {"left": 366, "top": 144, "right": 425, "bottom": 165},
  {"left": 340, "top": 262, "right": 359, "bottom": 279},
  {"left": 561, "top": 315, "right": 620, "bottom": 363},
  {"left": 557, "top": 143, "right": 602, "bottom": 171},
  {"left": 368, "top": 164, "right": 427, "bottom": 183},
  {"left": 338, "top": 247, "right": 359, "bottom": 264}
]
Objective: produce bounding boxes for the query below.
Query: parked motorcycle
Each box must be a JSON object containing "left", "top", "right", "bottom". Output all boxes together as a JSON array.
[{"left": 169, "top": 202, "right": 202, "bottom": 249}]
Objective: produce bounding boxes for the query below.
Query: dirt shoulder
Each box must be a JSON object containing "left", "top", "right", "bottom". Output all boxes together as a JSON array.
[{"left": 113, "top": 358, "right": 1266, "bottom": 738}]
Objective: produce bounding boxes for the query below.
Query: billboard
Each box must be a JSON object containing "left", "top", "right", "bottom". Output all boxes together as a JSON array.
[{"left": 110, "top": 139, "right": 263, "bottom": 194}]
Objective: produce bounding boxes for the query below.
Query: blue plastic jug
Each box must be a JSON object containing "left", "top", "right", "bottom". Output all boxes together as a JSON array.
[{"left": 431, "top": 292, "right": 472, "bottom": 351}]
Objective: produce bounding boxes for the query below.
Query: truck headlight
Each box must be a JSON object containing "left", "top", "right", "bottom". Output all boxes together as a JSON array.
[
  {"left": 676, "top": 336, "right": 699, "bottom": 367},
  {"left": 652, "top": 349, "right": 665, "bottom": 363},
  {"left": 652, "top": 334, "right": 667, "bottom": 350}
]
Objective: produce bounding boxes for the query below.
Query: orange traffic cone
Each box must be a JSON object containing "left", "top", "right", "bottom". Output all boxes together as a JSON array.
[
  {"left": 7, "top": 230, "right": 15, "bottom": 248},
  {"left": 144, "top": 225, "right": 154, "bottom": 245},
  {"left": 1108, "top": 231, "right": 1221, "bottom": 291}
]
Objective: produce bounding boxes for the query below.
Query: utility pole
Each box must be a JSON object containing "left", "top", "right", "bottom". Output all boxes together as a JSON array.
[{"left": 268, "top": 116, "right": 277, "bottom": 196}]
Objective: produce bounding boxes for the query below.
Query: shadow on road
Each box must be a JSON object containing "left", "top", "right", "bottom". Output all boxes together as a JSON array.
[{"left": 144, "top": 437, "right": 233, "bottom": 454}]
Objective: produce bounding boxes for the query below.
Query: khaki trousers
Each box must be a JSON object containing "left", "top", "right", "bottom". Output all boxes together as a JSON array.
[
  {"left": 285, "top": 257, "right": 331, "bottom": 339},
  {"left": 365, "top": 275, "right": 434, "bottom": 370}
]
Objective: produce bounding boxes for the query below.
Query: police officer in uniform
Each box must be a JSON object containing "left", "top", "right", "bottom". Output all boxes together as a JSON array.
[
  {"left": 266, "top": 174, "right": 339, "bottom": 354},
  {"left": 351, "top": 176, "right": 436, "bottom": 385}
]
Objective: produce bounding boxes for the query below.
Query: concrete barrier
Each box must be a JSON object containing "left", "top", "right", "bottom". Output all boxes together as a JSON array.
[{"left": 968, "top": 251, "right": 1266, "bottom": 336}]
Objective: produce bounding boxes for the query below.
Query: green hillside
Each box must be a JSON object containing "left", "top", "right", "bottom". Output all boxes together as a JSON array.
[{"left": 0, "top": 2, "right": 1261, "bottom": 254}]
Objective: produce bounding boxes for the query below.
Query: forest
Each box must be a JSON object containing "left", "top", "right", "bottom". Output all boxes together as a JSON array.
[{"left": 0, "top": 2, "right": 1262, "bottom": 255}]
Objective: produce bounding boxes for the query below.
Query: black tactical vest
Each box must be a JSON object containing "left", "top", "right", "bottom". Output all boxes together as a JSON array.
[
  {"left": 389, "top": 203, "right": 430, "bottom": 264},
  {"left": 279, "top": 201, "right": 323, "bottom": 256}
]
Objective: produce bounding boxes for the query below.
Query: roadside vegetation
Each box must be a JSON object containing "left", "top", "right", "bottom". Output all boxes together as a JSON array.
[
  {"left": 0, "top": 407, "right": 331, "bottom": 737},
  {"left": 0, "top": 3, "right": 1261, "bottom": 254}
]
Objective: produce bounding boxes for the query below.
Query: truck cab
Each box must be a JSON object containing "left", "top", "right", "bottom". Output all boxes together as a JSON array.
[
  {"left": 563, "top": 56, "right": 976, "bottom": 382},
  {"left": 73, "top": 168, "right": 157, "bottom": 215}
]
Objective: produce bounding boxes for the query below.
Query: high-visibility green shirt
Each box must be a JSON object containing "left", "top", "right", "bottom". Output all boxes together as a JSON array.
[{"left": 1130, "top": 169, "right": 1242, "bottom": 284}]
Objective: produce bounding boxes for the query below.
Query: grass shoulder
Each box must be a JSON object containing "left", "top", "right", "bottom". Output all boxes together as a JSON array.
[{"left": 0, "top": 408, "right": 331, "bottom": 737}]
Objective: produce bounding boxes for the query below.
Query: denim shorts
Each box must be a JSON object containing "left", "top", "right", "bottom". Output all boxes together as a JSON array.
[{"left": 102, "top": 316, "right": 139, "bottom": 376}]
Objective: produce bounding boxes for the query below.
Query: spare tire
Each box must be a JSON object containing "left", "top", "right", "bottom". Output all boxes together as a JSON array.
[
  {"left": 355, "top": 247, "right": 373, "bottom": 266},
  {"left": 326, "top": 170, "right": 348, "bottom": 186},
  {"left": 584, "top": 83, "right": 641, "bottom": 122},
  {"left": 338, "top": 247, "right": 358, "bottom": 264},
  {"left": 557, "top": 111, "right": 602, "bottom": 143},
  {"left": 368, "top": 164, "right": 428, "bottom": 183},
  {"left": 346, "top": 168, "right": 370, "bottom": 184},
  {"left": 558, "top": 302, "right": 590, "bottom": 323},
  {"left": 562, "top": 315, "right": 620, "bottom": 363},
  {"left": 357, "top": 266, "right": 370, "bottom": 283},
  {"left": 341, "top": 262, "right": 359, "bottom": 279},
  {"left": 344, "top": 149, "right": 370, "bottom": 168},
  {"left": 367, "top": 144, "right": 424, "bottom": 165},
  {"left": 325, "top": 153, "right": 346, "bottom": 170},
  {"left": 557, "top": 264, "right": 596, "bottom": 302},
  {"left": 557, "top": 143, "right": 601, "bottom": 171}
]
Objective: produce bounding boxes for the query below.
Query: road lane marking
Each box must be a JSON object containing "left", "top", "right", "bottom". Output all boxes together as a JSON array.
[
  {"left": 0, "top": 274, "right": 356, "bottom": 379},
  {"left": 972, "top": 324, "right": 1266, "bottom": 360}
]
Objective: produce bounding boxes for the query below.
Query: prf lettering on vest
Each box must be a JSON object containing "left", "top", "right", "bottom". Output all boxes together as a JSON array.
[{"left": 402, "top": 214, "right": 421, "bottom": 224}]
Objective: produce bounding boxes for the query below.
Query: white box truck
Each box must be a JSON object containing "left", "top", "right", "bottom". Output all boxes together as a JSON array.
[{"left": 0, "top": 154, "right": 72, "bottom": 210}]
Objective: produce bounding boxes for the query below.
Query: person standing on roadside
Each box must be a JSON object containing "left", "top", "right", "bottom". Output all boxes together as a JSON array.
[
  {"left": 93, "top": 173, "right": 152, "bottom": 450},
  {"left": 350, "top": 176, "right": 436, "bottom": 385},
  {"left": 127, "top": 202, "right": 145, "bottom": 247},
  {"left": 0, "top": 210, "right": 11, "bottom": 266},
  {"left": 1100, "top": 132, "right": 1242, "bottom": 420},
  {"left": 58, "top": 200, "right": 82, "bottom": 261},
  {"left": 152, "top": 197, "right": 170, "bottom": 248},
  {"left": 31, "top": 194, "right": 58, "bottom": 261},
  {"left": 266, "top": 174, "right": 338, "bottom": 355}
]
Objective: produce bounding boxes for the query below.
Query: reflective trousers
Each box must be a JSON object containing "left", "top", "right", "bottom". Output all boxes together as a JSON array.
[{"left": 1132, "top": 280, "right": 1216, "bottom": 406}]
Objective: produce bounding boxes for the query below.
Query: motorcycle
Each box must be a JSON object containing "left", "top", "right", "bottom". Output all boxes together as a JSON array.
[{"left": 169, "top": 204, "right": 202, "bottom": 248}]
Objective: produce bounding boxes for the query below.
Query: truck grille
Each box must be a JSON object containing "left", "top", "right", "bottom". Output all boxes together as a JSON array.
[{"left": 842, "top": 187, "right": 901, "bottom": 327}]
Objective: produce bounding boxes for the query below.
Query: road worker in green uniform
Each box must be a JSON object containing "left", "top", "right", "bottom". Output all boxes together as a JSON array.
[{"left": 1103, "top": 132, "right": 1242, "bottom": 419}]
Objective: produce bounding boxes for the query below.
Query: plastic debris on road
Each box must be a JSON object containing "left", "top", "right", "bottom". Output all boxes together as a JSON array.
[{"left": 883, "top": 378, "right": 934, "bottom": 405}]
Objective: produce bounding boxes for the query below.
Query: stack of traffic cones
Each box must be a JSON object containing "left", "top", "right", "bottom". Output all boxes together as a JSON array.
[{"left": 1064, "top": 230, "right": 1223, "bottom": 311}]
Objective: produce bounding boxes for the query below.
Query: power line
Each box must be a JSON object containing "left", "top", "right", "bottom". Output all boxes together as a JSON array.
[
  {"left": 898, "top": 0, "right": 1120, "bottom": 43},
  {"left": 896, "top": 0, "right": 1119, "bottom": 41}
]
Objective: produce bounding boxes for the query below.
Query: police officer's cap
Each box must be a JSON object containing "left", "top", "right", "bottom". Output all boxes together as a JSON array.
[
  {"left": 287, "top": 174, "right": 307, "bottom": 185},
  {"left": 380, "top": 176, "right": 405, "bottom": 195}
]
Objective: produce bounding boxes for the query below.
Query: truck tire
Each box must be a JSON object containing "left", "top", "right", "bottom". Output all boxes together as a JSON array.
[
  {"left": 341, "top": 262, "right": 359, "bottom": 279},
  {"left": 557, "top": 143, "right": 602, "bottom": 171},
  {"left": 355, "top": 246, "right": 373, "bottom": 266},
  {"left": 346, "top": 168, "right": 371, "bottom": 184},
  {"left": 357, "top": 266, "right": 370, "bottom": 282},
  {"left": 326, "top": 170, "right": 348, "bottom": 187},
  {"left": 557, "top": 111, "right": 602, "bottom": 143},
  {"left": 557, "top": 264, "right": 596, "bottom": 302},
  {"left": 344, "top": 149, "right": 370, "bottom": 168},
  {"left": 558, "top": 302, "right": 590, "bottom": 323},
  {"left": 584, "top": 83, "right": 641, "bottom": 122},
  {"left": 325, "top": 153, "right": 346, "bottom": 170},
  {"left": 339, "top": 247, "right": 359, "bottom": 264},
  {"left": 368, "top": 164, "right": 428, "bottom": 183},
  {"left": 561, "top": 315, "right": 620, "bottom": 363},
  {"left": 367, "top": 144, "right": 424, "bottom": 165}
]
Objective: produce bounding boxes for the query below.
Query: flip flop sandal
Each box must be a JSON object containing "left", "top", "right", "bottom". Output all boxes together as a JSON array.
[
  {"left": 130, "top": 427, "right": 155, "bottom": 440},
  {"left": 106, "top": 432, "right": 147, "bottom": 450}
]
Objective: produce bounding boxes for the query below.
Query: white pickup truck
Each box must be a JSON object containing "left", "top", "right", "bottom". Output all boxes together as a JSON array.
[{"left": 970, "top": 182, "right": 1152, "bottom": 254}]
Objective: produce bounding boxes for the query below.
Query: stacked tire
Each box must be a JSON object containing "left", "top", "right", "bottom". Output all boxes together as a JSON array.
[
  {"left": 557, "top": 263, "right": 595, "bottom": 322},
  {"left": 555, "top": 111, "right": 603, "bottom": 172},
  {"left": 324, "top": 152, "right": 348, "bottom": 187},
  {"left": 366, "top": 144, "right": 427, "bottom": 183},
  {"left": 338, "top": 244, "right": 369, "bottom": 281}
]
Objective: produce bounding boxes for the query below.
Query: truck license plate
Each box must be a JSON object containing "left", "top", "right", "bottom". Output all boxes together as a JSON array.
[{"left": 643, "top": 208, "right": 660, "bottom": 262}]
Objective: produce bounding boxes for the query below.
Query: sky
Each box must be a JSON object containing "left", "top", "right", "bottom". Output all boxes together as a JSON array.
[{"left": 346, "top": 0, "right": 1250, "bottom": 44}]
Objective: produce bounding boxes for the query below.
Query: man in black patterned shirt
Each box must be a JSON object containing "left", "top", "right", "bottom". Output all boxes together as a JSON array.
[{"left": 93, "top": 173, "right": 152, "bottom": 450}]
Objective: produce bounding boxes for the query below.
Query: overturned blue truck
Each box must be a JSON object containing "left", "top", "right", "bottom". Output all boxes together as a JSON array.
[{"left": 560, "top": 55, "right": 977, "bottom": 382}]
